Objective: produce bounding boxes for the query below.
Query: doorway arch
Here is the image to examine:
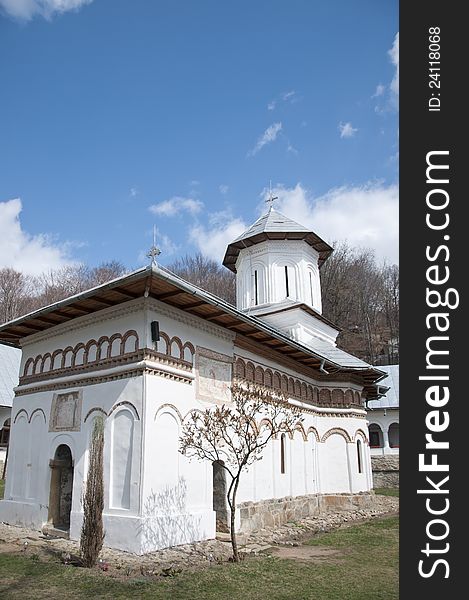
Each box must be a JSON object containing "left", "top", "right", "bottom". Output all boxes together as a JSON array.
[{"left": 48, "top": 444, "right": 74, "bottom": 530}]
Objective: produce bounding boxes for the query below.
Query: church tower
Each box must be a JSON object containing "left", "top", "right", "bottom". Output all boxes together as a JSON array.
[{"left": 223, "top": 207, "right": 339, "bottom": 348}]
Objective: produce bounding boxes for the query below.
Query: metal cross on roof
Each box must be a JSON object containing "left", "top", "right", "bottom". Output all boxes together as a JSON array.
[
  {"left": 147, "top": 225, "right": 161, "bottom": 266},
  {"left": 265, "top": 180, "right": 278, "bottom": 207}
]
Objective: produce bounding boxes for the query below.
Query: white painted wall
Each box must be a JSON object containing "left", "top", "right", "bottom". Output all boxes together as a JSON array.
[
  {"left": 235, "top": 240, "right": 323, "bottom": 314},
  {"left": 0, "top": 298, "right": 373, "bottom": 554}
]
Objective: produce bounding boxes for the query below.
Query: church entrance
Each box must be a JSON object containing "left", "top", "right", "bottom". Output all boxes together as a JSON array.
[
  {"left": 48, "top": 444, "right": 74, "bottom": 531},
  {"left": 212, "top": 460, "right": 229, "bottom": 532}
]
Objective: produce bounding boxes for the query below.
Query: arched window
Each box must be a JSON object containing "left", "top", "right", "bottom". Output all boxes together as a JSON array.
[
  {"left": 280, "top": 433, "right": 286, "bottom": 474},
  {"left": 368, "top": 424, "right": 383, "bottom": 448},
  {"left": 388, "top": 423, "right": 399, "bottom": 448},
  {"left": 357, "top": 439, "right": 363, "bottom": 473},
  {"left": 0, "top": 418, "right": 10, "bottom": 446}
]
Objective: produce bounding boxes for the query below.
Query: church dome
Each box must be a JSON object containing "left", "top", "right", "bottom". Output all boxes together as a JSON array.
[{"left": 222, "top": 208, "right": 333, "bottom": 273}]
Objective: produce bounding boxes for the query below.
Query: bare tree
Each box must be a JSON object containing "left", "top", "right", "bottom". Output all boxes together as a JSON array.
[
  {"left": 381, "top": 264, "right": 399, "bottom": 363},
  {"left": 0, "top": 268, "right": 33, "bottom": 323},
  {"left": 80, "top": 416, "right": 105, "bottom": 568},
  {"left": 89, "top": 260, "right": 128, "bottom": 286},
  {"left": 167, "top": 253, "right": 235, "bottom": 305},
  {"left": 34, "top": 261, "right": 127, "bottom": 308},
  {"left": 321, "top": 243, "right": 399, "bottom": 365},
  {"left": 180, "top": 382, "right": 302, "bottom": 562}
]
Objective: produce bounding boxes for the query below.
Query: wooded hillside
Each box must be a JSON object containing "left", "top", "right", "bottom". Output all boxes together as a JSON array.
[{"left": 0, "top": 246, "right": 398, "bottom": 366}]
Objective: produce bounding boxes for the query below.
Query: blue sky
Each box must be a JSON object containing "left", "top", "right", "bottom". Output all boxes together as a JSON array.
[{"left": 0, "top": 0, "right": 398, "bottom": 275}]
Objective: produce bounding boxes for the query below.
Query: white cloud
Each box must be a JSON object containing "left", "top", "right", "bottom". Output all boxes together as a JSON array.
[
  {"left": 338, "top": 122, "right": 358, "bottom": 139},
  {"left": 129, "top": 187, "right": 138, "bottom": 198},
  {"left": 389, "top": 32, "right": 399, "bottom": 101},
  {"left": 286, "top": 143, "right": 298, "bottom": 155},
  {"left": 248, "top": 122, "right": 282, "bottom": 156},
  {"left": 189, "top": 211, "right": 247, "bottom": 263},
  {"left": 372, "top": 84, "right": 385, "bottom": 98},
  {"left": 219, "top": 184, "right": 229, "bottom": 195},
  {"left": 267, "top": 90, "right": 299, "bottom": 111},
  {"left": 374, "top": 33, "right": 399, "bottom": 113},
  {"left": 282, "top": 90, "right": 296, "bottom": 101},
  {"left": 266, "top": 182, "right": 399, "bottom": 265},
  {"left": 149, "top": 196, "right": 203, "bottom": 217},
  {"left": 0, "top": 0, "right": 93, "bottom": 21},
  {"left": 0, "top": 198, "right": 75, "bottom": 275},
  {"left": 186, "top": 182, "right": 398, "bottom": 266}
]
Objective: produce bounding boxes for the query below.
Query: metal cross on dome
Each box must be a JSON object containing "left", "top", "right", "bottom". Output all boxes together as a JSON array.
[
  {"left": 147, "top": 225, "right": 161, "bottom": 266},
  {"left": 265, "top": 180, "right": 278, "bottom": 208}
]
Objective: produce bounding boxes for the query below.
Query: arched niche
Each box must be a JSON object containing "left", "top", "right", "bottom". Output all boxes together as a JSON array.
[{"left": 110, "top": 409, "right": 134, "bottom": 510}]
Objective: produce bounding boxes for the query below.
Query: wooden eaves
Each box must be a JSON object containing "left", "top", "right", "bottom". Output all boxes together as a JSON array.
[{"left": 0, "top": 265, "right": 386, "bottom": 399}]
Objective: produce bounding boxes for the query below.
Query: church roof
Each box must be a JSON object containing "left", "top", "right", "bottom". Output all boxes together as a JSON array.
[
  {"left": 0, "top": 265, "right": 386, "bottom": 399},
  {"left": 0, "top": 343, "right": 21, "bottom": 407},
  {"left": 222, "top": 208, "right": 334, "bottom": 272}
]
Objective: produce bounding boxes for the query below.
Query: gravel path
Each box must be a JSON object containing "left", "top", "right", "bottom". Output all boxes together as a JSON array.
[{"left": 0, "top": 495, "right": 398, "bottom": 572}]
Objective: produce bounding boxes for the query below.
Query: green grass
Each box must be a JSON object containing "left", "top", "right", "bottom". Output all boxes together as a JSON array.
[
  {"left": 305, "top": 516, "right": 399, "bottom": 599},
  {"left": 0, "top": 479, "right": 4, "bottom": 500},
  {"left": 374, "top": 487, "right": 399, "bottom": 497},
  {"left": 0, "top": 516, "right": 399, "bottom": 600}
]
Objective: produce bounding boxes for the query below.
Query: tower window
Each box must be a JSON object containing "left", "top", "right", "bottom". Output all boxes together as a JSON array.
[
  {"left": 284, "top": 266, "right": 290, "bottom": 297},
  {"left": 309, "top": 272, "right": 314, "bottom": 305},
  {"left": 280, "top": 433, "right": 286, "bottom": 474},
  {"left": 254, "top": 270, "right": 258, "bottom": 305},
  {"left": 357, "top": 439, "right": 363, "bottom": 473}
]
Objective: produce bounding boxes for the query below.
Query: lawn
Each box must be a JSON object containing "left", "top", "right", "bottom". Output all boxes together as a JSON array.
[
  {"left": 374, "top": 487, "right": 399, "bottom": 497},
  {"left": 0, "top": 479, "right": 4, "bottom": 499},
  {"left": 0, "top": 516, "right": 399, "bottom": 600}
]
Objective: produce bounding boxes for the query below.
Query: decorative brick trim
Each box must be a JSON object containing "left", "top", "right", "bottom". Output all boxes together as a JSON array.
[
  {"left": 353, "top": 428, "right": 369, "bottom": 444},
  {"left": 83, "top": 407, "right": 108, "bottom": 423},
  {"left": 13, "top": 408, "right": 28, "bottom": 423},
  {"left": 28, "top": 408, "right": 47, "bottom": 424},
  {"left": 306, "top": 426, "right": 320, "bottom": 441},
  {"left": 320, "top": 427, "right": 353, "bottom": 443},
  {"left": 108, "top": 401, "right": 140, "bottom": 420},
  {"left": 154, "top": 403, "right": 184, "bottom": 423},
  {"left": 234, "top": 356, "right": 364, "bottom": 412}
]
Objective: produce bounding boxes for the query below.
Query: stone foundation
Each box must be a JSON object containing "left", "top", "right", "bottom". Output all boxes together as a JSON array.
[
  {"left": 371, "top": 455, "right": 399, "bottom": 488},
  {"left": 238, "top": 492, "right": 375, "bottom": 534}
]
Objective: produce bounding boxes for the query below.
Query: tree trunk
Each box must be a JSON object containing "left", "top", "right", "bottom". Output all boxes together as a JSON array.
[{"left": 229, "top": 476, "right": 240, "bottom": 562}]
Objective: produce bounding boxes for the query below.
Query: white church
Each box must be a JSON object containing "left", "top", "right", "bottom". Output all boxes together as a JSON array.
[{"left": 0, "top": 207, "right": 388, "bottom": 554}]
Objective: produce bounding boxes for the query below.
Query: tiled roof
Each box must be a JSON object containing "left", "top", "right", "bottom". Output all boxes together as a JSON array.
[
  {"left": 306, "top": 338, "right": 372, "bottom": 369},
  {"left": 223, "top": 208, "right": 333, "bottom": 272},
  {"left": 0, "top": 344, "right": 21, "bottom": 407},
  {"left": 232, "top": 209, "right": 311, "bottom": 241}
]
